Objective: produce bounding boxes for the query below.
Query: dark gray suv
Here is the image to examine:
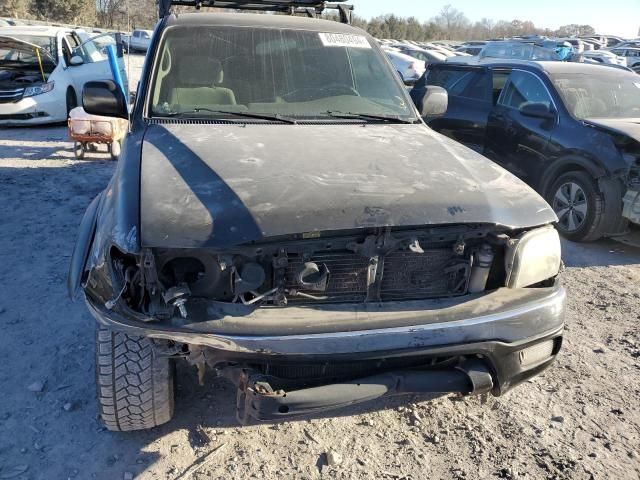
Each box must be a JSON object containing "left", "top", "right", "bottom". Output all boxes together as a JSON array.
[{"left": 69, "top": 10, "right": 565, "bottom": 431}]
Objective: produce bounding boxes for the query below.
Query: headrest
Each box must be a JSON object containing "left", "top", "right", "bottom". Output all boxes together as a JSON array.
[{"left": 176, "top": 56, "right": 223, "bottom": 86}]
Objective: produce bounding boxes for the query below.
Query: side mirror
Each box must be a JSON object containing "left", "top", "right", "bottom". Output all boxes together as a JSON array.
[
  {"left": 83, "top": 80, "right": 128, "bottom": 119},
  {"left": 420, "top": 85, "right": 448, "bottom": 117},
  {"left": 69, "top": 55, "right": 84, "bottom": 66},
  {"left": 520, "top": 102, "right": 556, "bottom": 119}
]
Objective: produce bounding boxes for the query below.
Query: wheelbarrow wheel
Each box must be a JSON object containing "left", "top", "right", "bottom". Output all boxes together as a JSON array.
[
  {"left": 74, "top": 141, "right": 85, "bottom": 160},
  {"left": 109, "top": 140, "right": 121, "bottom": 161},
  {"left": 87, "top": 143, "right": 98, "bottom": 152}
]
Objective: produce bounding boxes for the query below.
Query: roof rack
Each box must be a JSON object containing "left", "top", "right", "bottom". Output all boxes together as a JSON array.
[{"left": 158, "top": 0, "right": 354, "bottom": 24}]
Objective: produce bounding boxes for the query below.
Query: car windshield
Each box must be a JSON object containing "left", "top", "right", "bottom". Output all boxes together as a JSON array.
[
  {"left": 149, "top": 26, "right": 416, "bottom": 122},
  {"left": 551, "top": 72, "right": 640, "bottom": 119},
  {"left": 0, "top": 34, "right": 58, "bottom": 65}
]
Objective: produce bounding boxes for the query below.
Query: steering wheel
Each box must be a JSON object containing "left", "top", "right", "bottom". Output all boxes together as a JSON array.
[{"left": 281, "top": 84, "right": 360, "bottom": 102}]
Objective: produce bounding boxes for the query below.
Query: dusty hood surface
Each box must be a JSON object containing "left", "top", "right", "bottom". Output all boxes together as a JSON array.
[
  {"left": 584, "top": 118, "right": 640, "bottom": 140},
  {"left": 140, "top": 123, "right": 556, "bottom": 248}
]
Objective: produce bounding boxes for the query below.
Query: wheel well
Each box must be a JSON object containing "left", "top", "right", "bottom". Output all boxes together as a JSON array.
[
  {"left": 66, "top": 87, "right": 77, "bottom": 104},
  {"left": 540, "top": 159, "right": 603, "bottom": 198}
]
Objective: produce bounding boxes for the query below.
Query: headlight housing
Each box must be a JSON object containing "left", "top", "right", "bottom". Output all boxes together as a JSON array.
[
  {"left": 23, "top": 82, "right": 55, "bottom": 98},
  {"left": 505, "top": 226, "right": 561, "bottom": 288}
]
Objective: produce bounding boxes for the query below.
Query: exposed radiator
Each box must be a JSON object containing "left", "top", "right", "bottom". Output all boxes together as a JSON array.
[{"left": 284, "top": 249, "right": 469, "bottom": 304}]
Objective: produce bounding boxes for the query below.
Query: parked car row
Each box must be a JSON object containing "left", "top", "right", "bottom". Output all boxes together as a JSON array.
[{"left": 379, "top": 40, "right": 470, "bottom": 84}]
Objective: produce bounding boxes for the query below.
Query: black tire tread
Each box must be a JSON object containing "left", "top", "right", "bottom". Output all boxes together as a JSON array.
[{"left": 96, "top": 327, "right": 174, "bottom": 431}]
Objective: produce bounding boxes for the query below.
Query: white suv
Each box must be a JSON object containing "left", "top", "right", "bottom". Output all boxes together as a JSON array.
[
  {"left": 609, "top": 47, "right": 640, "bottom": 69},
  {"left": 0, "top": 26, "right": 128, "bottom": 125}
]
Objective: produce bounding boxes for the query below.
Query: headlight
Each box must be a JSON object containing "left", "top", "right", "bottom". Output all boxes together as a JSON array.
[
  {"left": 505, "top": 226, "right": 561, "bottom": 288},
  {"left": 23, "top": 82, "right": 55, "bottom": 97}
]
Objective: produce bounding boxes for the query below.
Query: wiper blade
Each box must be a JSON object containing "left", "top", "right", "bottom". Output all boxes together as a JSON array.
[
  {"left": 165, "top": 108, "right": 298, "bottom": 124},
  {"left": 325, "top": 111, "right": 417, "bottom": 124}
]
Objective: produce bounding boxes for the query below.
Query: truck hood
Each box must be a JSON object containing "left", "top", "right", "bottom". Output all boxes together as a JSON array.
[
  {"left": 584, "top": 118, "right": 640, "bottom": 140},
  {"left": 140, "top": 123, "right": 556, "bottom": 248}
]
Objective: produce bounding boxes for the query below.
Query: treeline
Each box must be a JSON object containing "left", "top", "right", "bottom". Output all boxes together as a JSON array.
[
  {"left": 1, "top": 0, "right": 597, "bottom": 40},
  {"left": 1, "top": 0, "right": 97, "bottom": 25},
  {"left": 342, "top": 5, "right": 597, "bottom": 41},
  {"left": 0, "top": 0, "right": 158, "bottom": 29}
]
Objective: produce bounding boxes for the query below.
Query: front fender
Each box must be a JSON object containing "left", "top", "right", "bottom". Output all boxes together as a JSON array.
[{"left": 68, "top": 194, "right": 102, "bottom": 300}]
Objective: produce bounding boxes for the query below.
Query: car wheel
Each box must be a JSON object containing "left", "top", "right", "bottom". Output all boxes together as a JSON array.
[
  {"left": 547, "top": 171, "right": 605, "bottom": 242},
  {"left": 66, "top": 88, "right": 77, "bottom": 116},
  {"left": 74, "top": 142, "right": 85, "bottom": 160},
  {"left": 109, "top": 141, "right": 121, "bottom": 161},
  {"left": 96, "top": 327, "right": 175, "bottom": 431}
]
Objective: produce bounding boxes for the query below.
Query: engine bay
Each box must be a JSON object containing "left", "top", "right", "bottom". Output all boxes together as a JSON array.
[{"left": 100, "top": 225, "right": 513, "bottom": 322}]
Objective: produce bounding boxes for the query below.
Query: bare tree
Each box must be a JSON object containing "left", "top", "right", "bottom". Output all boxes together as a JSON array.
[
  {"left": 434, "top": 4, "right": 469, "bottom": 39},
  {"left": 0, "top": 0, "right": 29, "bottom": 18}
]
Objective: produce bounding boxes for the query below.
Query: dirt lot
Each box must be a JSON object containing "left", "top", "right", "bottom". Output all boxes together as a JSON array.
[{"left": 1, "top": 121, "right": 640, "bottom": 478}]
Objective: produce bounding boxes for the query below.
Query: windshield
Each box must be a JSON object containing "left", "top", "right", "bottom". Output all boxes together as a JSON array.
[
  {"left": 551, "top": 72, "right": 640, "bottom": 119},
  {"left": 0, "top": 34, "right": 58, "bottom": 65},
  {"left": 149, "top": 26, "right": 416, "bottom": 122}
]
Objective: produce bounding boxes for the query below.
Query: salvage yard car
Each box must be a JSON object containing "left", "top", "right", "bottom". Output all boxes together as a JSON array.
[
  {"left": 0, "top": 26, "right": 127, "bottom": 125},
  {"left": 412, "top": 60, "right": 640, "bottom": 242},
  {"left": 69, "top": 8, "right": 566, "bottom": 431}
]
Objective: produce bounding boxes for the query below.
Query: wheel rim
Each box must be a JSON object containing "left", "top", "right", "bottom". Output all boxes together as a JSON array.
[{"left": 552, "top": 181, "right": 588, "bottom": 232}]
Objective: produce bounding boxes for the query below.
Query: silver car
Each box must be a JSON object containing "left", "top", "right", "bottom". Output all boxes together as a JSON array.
[{"left": 384, "top": 49, "right": 426, "bottom": 84}]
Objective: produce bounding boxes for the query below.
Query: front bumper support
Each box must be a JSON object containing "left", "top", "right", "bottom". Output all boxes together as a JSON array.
[
  {"left": 237, "top": 358, "right": 493, "bottom": 423},
  {"left": 87, "top": 286, "right": 566, "bottom": 356}
]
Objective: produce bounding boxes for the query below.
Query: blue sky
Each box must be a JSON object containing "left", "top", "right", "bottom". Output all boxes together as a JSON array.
[{"left": 349, "top": 0, "right": 639, "bottom": 38}]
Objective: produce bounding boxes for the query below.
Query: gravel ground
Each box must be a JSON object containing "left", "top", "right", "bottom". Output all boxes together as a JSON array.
[{"left": 0, "top": 55, "right": 639, "bottom": 479}]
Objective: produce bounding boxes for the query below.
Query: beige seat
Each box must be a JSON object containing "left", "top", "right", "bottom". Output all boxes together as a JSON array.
[{"left": 170, "top": 56, "right": 236, "bottom": 106}]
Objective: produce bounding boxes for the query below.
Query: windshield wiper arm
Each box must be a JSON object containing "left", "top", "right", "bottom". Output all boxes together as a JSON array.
[
  {"left": 167, "top": 108, "right": 298, "bottom": 124},
  {"left": 325, "top": 111, "right": 417, "bottom": 124}
]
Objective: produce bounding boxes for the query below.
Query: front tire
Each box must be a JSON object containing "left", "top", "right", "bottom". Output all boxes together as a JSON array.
[{"left": 96, "top": 327, "right": 175, "bottom": 431}]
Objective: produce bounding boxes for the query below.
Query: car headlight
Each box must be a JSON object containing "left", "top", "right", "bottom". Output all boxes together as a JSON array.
[
  {"left": 505, "top": 226, "right": 561, "bottom": 288},
  {"left": 23, "top": 82, "right": 55, "bottom": 98}
]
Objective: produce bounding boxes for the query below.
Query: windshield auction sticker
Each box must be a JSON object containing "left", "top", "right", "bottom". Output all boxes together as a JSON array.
[{"left": 319, "top": 33, "right": 371, "bottom": 49}]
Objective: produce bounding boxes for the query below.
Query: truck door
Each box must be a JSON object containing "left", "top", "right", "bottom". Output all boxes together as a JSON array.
[
  {"left": 417, "top": 65, "right": 492, "bottom": 153},
  {"left": 485, "top": 70, "right": 556, "bottom": 187}
]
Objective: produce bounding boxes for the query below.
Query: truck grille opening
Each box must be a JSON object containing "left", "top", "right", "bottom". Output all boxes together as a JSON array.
[{"left": 284, "top": 248, "right": 470, "bottom": 304}]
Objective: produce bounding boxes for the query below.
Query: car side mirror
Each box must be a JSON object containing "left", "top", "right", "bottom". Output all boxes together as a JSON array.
[
  {"left": 83, "top": 80, "right": 128, "bottom": 119},
  {"left": 520, "top": 102, "right": 556, "bottom": 119},
  {"left": 420, "top": 85, "right": 448, "bottom": 117},
  {"left": 69, "top": 55, "right": 84, "bottom": 66}
]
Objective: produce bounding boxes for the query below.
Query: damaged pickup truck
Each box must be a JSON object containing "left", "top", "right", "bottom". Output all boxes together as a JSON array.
[{"left": 69, "top": 11, "right": 566, "bottom": 431}]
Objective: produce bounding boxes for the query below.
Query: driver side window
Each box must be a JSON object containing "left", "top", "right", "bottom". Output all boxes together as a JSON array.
[{"left": 499, "top": 71, "right": 552, "bottom": 110}]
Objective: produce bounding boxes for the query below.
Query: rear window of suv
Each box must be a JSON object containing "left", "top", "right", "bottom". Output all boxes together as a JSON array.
[
  {"left": 427, "top": 67, "right": 491, "bottom": 102},
  {"left": 148, "top": 26, "right": 416, "bottom": 121}
]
